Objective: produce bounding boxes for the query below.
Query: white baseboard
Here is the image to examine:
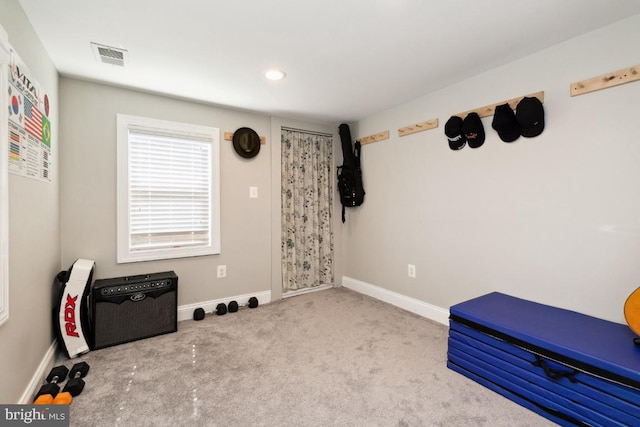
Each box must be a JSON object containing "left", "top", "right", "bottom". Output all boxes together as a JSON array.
[
  {"left": 342, "top": 276, "right": 450, "bottom": 326},
  {"left": 282, "top": 283, "right": 333, "bottom": 299},
  {"left": 19, "top": 340, "right": 58, "bottom": 404},
  {"left": 177, "top": 290, "right": 272, "bottom": 322}
]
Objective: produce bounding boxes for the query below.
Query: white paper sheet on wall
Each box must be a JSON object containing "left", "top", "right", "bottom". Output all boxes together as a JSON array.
[{"left": 7, "top": 48, "right": 52, "bottom": 183}]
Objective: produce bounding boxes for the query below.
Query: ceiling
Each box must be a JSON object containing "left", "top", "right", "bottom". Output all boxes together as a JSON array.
[{"left": 17, "top": 0, "right": 640, "bottom": 124}]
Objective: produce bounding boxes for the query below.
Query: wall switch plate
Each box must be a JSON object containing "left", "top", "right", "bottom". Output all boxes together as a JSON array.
[
  {"left": 408, "top": 264, "right": 416, "bottom": 278},
  {"left": 217, "top": 265, "right": 226, "bottom": 278},
  {"left": 249, "top": 186, "right": 258, "bottom": 198}
]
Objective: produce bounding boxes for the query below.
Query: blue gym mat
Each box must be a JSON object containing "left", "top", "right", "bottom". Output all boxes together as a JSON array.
[{"left": 449, "top": 292, "right": 640, "bottom": 389}]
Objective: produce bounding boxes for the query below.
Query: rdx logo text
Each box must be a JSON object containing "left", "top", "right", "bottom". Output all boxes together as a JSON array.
[{"left": 64, "top": 294, "right": 79, "bottom": 337}]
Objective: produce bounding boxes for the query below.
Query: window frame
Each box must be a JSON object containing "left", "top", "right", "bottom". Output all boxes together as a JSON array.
[{"left": 116, "top": 114, "right": 220, "bottom": 263}]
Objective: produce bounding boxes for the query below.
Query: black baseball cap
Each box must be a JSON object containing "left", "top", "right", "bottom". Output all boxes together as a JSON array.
[
  {"left": 445, "top": 116, "right": 466, "bottom": 150},
  {"left": 516, "top": 97, "right": 545, "bottom": 138},
  {"left": 492, "top": 103, "right": 520, "bottom": 143},
  {"left": 463, "top": 112, "right": 485, "bottom": 148}
]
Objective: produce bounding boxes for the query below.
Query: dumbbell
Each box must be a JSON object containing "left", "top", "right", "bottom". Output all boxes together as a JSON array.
[
  {"left": 227, "top": 296, "right": 259, "bottom": 313},
  {"left": 195, "top": 303, "right": 232, "bottom": 318},
  {"left": 216, "top": 302, "right": 227, "bottom": 315},
  {"left": 193, "top": 307, "right": 205, "bottom": 321},
  {"left": 52, "top": 361, "right": 89, "bottom": 404},
  {"left": 34, "top": 365, "right": 69, "bottom": 404}
]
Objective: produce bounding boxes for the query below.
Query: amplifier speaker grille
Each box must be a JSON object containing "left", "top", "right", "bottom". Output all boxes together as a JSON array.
[{"left": 90, "top": 271, "right": 177, "bottom": 350}]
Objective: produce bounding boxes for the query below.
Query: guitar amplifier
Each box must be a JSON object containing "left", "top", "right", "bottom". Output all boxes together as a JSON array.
[{"left": 90, "top": 271, "right": 178, "bottom": 350}]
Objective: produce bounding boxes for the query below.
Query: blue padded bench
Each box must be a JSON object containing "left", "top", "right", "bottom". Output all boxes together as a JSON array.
[{"left": 447, "top": 292, "right": 640, "bottom": 426}]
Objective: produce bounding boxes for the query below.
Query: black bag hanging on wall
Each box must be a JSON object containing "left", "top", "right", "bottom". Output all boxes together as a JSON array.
[{"left": 337, "top": 123, "right": 365, "bottom": 223}]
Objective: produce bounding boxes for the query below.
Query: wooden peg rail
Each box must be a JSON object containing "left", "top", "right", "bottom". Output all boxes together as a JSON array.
[
  {"left": 570, "top": 64, "right": 640, "bottom": 97},
  {"left": 224, "top": 131, "right": 266, "bottom": 144},
  {"left": 398, "top": 118, "right": 439, "bottom": 137},
  {"left": 359, "top": 130, "right": 389, "bottom": 145},
  {"left": 456, "top": 91, "right": 545, "bottom": 120}
]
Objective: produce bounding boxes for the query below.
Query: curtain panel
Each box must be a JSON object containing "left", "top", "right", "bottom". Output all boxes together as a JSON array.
[{"left": 281, "top": 129, "right": 334, "bottom": 292}]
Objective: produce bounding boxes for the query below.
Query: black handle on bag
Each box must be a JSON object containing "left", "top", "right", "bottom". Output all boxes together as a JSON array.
[{"left": 532, "top": 356, "right": 578, "bottom": 383}]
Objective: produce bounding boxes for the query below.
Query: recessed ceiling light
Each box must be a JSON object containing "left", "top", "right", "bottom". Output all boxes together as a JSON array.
[{"left": 264, "top": 69, "right": 286, "bottom": 81}]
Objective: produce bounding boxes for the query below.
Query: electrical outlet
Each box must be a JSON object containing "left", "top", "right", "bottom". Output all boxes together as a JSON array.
[
  {"left": 217, "top": 265, "right": 226, "bottom": 278},
  {"left": 408, "top": 264, "right": 416, "bottom": 278},
  {"left": 249, "top": 186, "right": 258, "bottom": 198}
]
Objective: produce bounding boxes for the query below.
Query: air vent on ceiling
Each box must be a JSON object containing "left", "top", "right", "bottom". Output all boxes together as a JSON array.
[{"left": 91, "top": 42, "right": 128, "bottom": 67}]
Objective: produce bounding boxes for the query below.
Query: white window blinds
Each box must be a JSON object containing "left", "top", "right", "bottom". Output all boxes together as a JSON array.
[
  {"left": 128, "top": 130, "right": 211, "bottom": 251},
  {"left": 117, "top": 114, "right": 220, "bottom": 263}
]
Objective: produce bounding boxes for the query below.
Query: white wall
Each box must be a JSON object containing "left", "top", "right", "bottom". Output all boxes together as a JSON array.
[
  {"left": 59, "top": 79, "right": 346, "bottom": 318},
  {"left": 59, "top": 78, "right": 273, "bottom": 308},
  {"left": 346, "top": 14, "right": 640, "bottom": 324},
  {"left": 0, "top": 0, "right": 60, "bottom": 403}
]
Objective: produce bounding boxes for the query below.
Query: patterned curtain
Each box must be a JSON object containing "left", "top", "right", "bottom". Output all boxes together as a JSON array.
[{"left": 281, "top": 128, "right": 334, "bottom": 293}]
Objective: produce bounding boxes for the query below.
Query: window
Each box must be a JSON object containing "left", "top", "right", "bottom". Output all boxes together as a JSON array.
[{"left": 117, "top": 114, "right": 220, "bottom": 263}]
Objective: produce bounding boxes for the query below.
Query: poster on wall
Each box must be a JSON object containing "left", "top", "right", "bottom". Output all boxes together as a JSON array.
[{"left": 6, "top": 49, "right": 52, "bottom": 182}]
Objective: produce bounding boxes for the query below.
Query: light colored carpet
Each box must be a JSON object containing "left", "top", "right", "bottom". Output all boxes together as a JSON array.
[{"left": 57, "top": 287, "right": 554, "bottom": 426}]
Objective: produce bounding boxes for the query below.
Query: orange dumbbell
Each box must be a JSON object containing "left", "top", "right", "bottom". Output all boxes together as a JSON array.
[
  {"left": 33, "top": 365, "right": 69, "bottom": 404},
  {"left": 52, "top": 361, "right": 90, "bottom": 405},
  {"left": 52, "top": 391, "right": 73, "bottom": 405},
  {"left": 34, "top": 394, "right": 54, "bottom": 405}
]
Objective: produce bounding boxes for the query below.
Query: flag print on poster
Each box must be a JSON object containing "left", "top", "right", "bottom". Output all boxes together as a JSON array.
[
  {"left": 42, "top": 116, "right": 51, "bottom": 148},
  {"left": 24, "top": 98, "right": 42, "bottom": 140},
  {"left": 7, "top": 84, "right": 23, "bottom": 126}
]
